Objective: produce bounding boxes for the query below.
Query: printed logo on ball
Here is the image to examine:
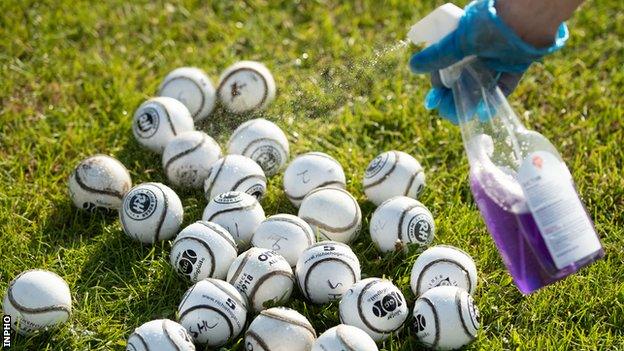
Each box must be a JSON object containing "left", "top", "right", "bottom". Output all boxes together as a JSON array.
[
  {"left": 413, "top": 313, "right": 427, "bottom": 332},
  {"left": 214, "top": 191, "right": 243, "bottom": 204},
  {"left": 251, "top": 145, "right": 281, "bottom": 174},
  {"left": 427, "top": 274, "right": 457, "bottom": 290},
  {"left": 124, "top": 188, "right": 158, "bottom": 220},
  {"left": 407, "top": 214, "right": 433, "bottom": 244},
  {"left": 365, "top": 153, "right": 390, "bottom": 179},
  {"left": 177, "top": 249, "right": 198, "bottom": 276},
  {"left": 467, "top": 296, "right": 480, "bottom": 328},
  {"left": 134, "top": 106, "right": 160, "bottom": 138},
  {"left": 371, "top": 291, "right": 404, "bottom": 318}
]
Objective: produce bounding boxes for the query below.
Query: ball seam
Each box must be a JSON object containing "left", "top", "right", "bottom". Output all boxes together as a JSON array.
[
  {"left": 259, "top": 309, "right": 315, "bottom": 337},
  {"left": 419, "top": 296, "right": 441, "bottom": 349},
  {"left": 153, "top": 100, "right": 178, "bottom": 136},
  {"left": 248, "top": 271, "right": 294, "bottom": 310},
  {"left": 456, "top": 288, "right": 477, "bottom": 339},
  {"left": 129, "top": 331, "right": 150, "bottom": 351},
  {"left": 230, "top": 174, "right": 266, "bottom": 194},
  {"left": 263, "top": 216, "right": 314, "bottom": 246},
  {"left": 303, "top": 257, "right": 357, "bottom": 303},
  {"left": 159, "top": 76, "right": 206, "bottom": 119},
  {"left": 204, "top": 156, "right": 228, "bottom": 200},
  {"left": 174, "top": 237, "right": 216, "bottom": 278},
  {"left": 227, "top": 250, "right": 254, "bottom": 286},
  {"left": 178, "top": 304, "right": 234, "bottom": 342},
  {"left": 196, "top": 220, "right": 237, "bottom": 250},
  {"left": 285, "top": 180, "right": 345, "bottom": 201},
  {"left": 363, "top": 151, "right": 399, "bottom": 189},
  {"left": 163, "top": 134, "right": 207, "bottom": 179},
  {"left": 415, "top": 258, "right": 472, "bottom": 296},
  {"left": 73, "top": 166, "right": 124, "bottom": 200},
  {"left": 7, "top": 270, "right": 71, "bottom": 315},
  {"left": 218, "top": 67, "right": 269, "bottom": 111},
  {"left": 245, "top": 329, "right": 270, "bottom": 351},
  {"left": 161, "top": 319, "right": 183, "bottom": 351},
  {"left": 149, "top": 183, "right": 169, "bottom": 243}
]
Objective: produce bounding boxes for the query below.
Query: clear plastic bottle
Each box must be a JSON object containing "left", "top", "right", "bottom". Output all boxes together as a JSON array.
[{"left": 409, "top": 4, "right": 604, "bottom": 294}]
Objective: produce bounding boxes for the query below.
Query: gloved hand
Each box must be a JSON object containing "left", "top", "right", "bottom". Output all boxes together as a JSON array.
[{"left": 409, "top": 0, "right": 569, "bottom": 124}]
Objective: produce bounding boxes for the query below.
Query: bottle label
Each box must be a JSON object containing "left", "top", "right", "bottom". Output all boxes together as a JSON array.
[{"left": 518, "top": 151, "right": 601, "bottom": 269}]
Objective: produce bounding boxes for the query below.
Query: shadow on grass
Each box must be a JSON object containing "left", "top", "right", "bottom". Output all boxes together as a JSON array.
[
  {"left": 73, "top": 231, "right": 189, "bottom": 328},
  {"left": 32, "top": 198, "right": 120, "bottom": 257}
]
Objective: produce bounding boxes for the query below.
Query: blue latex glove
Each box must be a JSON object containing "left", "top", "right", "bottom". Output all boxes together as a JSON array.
[{"left": 410, "top": 0, "right": 569, "bottom": 124}]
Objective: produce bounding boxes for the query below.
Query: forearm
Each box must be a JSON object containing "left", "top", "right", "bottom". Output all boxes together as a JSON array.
[{"left": 496, "top": 0, "right": 584, "bottom": 47}]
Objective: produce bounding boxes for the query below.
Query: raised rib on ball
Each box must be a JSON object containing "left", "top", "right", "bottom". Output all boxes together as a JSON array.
[
  {"left": 7, "top": 270, "right": 71, "bottom": 315},
  {"left": 204, "top": 156, "right": 228, "bottom": 199},
  {"left": 362, "top": 151, "right": 399, "bottom": 190},
  {"left": 419, "top": 296, "right": 441, "bottom": 349},
  {"left": 162, "top": 319, "right": 183, "bottom": 351},
  {"left": 205, "top": 202, "right": 260, "bottom": 223},
  {"left": 73, "top": 167, "right": 124, "bottom": 199},
  {"left": 227, "top": 250, "right": 254, "bottom": 285},
  {"left": 160, "top": 76, "right": 205, "bottom": 118},
  {"left": 163, "top": 135, "right": 207, "bottom": 177},
  {"left": 178, "top": 305, "right": 233, "bottom": 340},
  {"left": 415, "top": 259, "right": 472, "bottom": 296},
  {"left": 148, "top": 183, "right": 169, "bottom": 243},
  {"left": 336, "top": 325, "right": 358, "bottom": 351},
  {"left": 227, "top": 119, "right": 255, "bottom": 144},
  {"left": 456, "top": 288, "right": 477, "bottom": 338},
  {"left": 153, "top": 100, "right": 178, "bottom": 136},
  {"left": 397, "top": 203, "right": 427, "bottom": 244},
  {"left": 299, "top": 189, "right": 361, "bottom": 240},
  {"left": 248, "top": 271, "right": 295, "bottom": 309},
  {"left": 356, "top": 279, "right": 387, "bottom": 334},
  {"left": 285, "top": 180, "right": 345, "bottom": 201},
  {"left": 178, "top": 282, "right": 198, "bottom": 311},
  {"left": 230, "top": 174, "right": 266, "bottom": 193},
  {"left": 175, "top": 237, "right": 216, "bottom": 278},
  {"left": 245, "top": 329, "right": 270, "bottom": 351},
  {"left": 241, "top": 138, "right": 286, "bottom": 157},
  {"left": 264, "top": 216, "right": 314, "bottom": 246},
  {"left": 357, "top": 279, "right": 405, "bottom": 335},
  {"left": 259, "top": 309, "right": 316, "bottom": 337},
  {"left": 305, "top": 152, "right": 343, "bottom": 168},
  {"left": 303, "top": 258, "right": 356, "bottom": 301},
  {"left": 128, "top": 332, "right": 149, "bottom": 351},
  {"left": 207, "top": 279, "right": 247, "bottom": 311},
  {"left": 403, "top": 167, "right": 424, "bottom": 196},
  {"left": 196, "top": 220, "right": 237, "bottom": 250}
]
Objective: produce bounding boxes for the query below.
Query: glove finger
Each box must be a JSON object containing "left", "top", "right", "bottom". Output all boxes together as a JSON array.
[
  {"left": 437, "top": 89, "right": 459, "bottom": 124},
  {"left": 409, "top": 32, "right": 463, "bottom": 73},
  {"left": 424, "top": 88, "right": 444, "bottom": 110}
]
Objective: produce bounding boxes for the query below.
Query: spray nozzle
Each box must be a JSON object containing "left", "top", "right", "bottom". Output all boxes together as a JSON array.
[
  {"left": 408, "top": 3, "right": 464, "bottom": 47},
  {"left": 408, "top": 3, "right": 470, "bottom": 88}
]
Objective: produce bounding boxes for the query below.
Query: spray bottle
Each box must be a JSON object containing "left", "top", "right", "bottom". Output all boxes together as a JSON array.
[{"left": 408, "top": 4, "right": 603, "bottom": 294}]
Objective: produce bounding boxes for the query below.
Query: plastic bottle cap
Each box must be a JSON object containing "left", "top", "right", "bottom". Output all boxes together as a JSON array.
[{"left": 408, "top": 3, "right": 464, "bottom": 47}]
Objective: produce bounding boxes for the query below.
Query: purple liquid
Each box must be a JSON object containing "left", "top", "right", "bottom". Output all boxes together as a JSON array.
[{"left": 470, "top": 174, "right": 604, "bottom": 294}]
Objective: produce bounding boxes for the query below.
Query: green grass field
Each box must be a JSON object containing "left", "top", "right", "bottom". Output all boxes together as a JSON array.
[{"left": 1, "top": 0, "right": 623, "bottom": 350}]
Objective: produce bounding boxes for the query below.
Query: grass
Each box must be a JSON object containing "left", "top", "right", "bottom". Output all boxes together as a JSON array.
[{"left": 0, "top": 0, "right": 623, "bottom": 350}]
